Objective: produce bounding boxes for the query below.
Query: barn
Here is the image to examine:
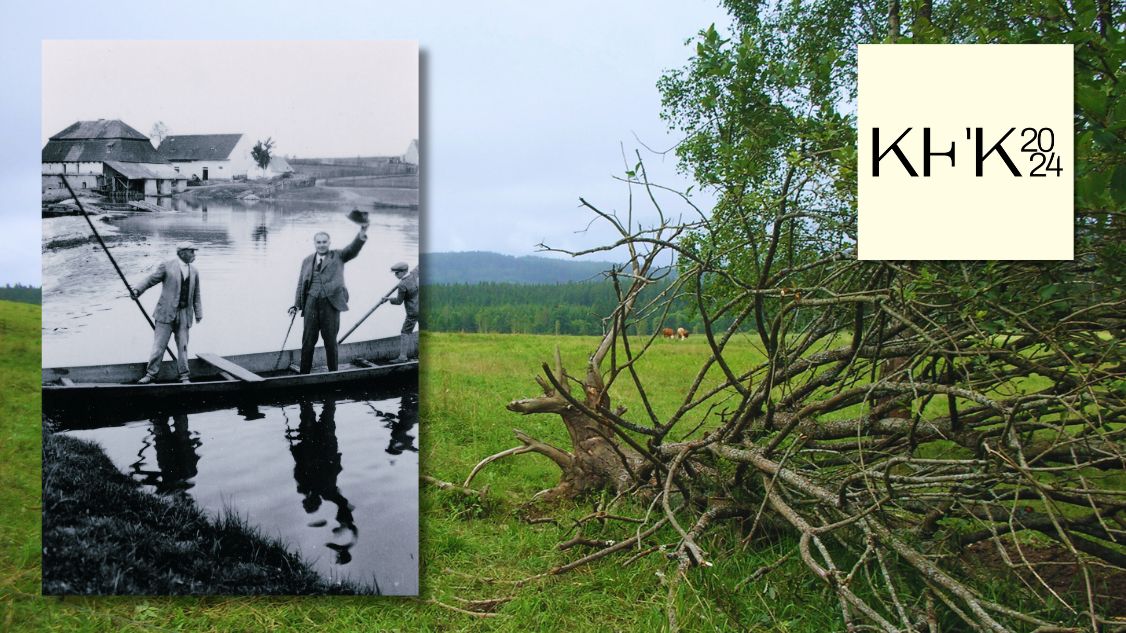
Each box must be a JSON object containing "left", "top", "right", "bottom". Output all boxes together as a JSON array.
[
  {"left": 42, "top": 119, "right": 186, "bottom": 198},
  {"left": 157, "top": 133, "right": 256, "bottom": 181}
]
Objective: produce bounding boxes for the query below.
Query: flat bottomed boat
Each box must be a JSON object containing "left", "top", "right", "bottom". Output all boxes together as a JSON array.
[{"left": 43, "top": 333, "right": 418, "bottom": 412}]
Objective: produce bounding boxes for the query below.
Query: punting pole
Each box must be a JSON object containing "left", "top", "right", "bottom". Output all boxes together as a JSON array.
[
  {"left": 337, "top": 270, "right": 413, "bottom": 345},
  {"left": 59, "top": 175, "right": 176, "bottom": 362}
]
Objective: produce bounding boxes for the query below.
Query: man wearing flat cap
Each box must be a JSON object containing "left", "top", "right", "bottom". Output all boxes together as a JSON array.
[
  {"left": 388, "top": 262, "right": 419, "bottom": 363},
  {"left": 132, "top": 241, "right": 203, "bottom": 384},
  {"left": 289, "top": 221, "right": 369, "bottom": 373}
]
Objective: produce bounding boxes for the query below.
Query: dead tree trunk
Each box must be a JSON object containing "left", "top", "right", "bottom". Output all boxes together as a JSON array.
[{"left": 494, "top": 351, "right": 645, "bottom": 500}]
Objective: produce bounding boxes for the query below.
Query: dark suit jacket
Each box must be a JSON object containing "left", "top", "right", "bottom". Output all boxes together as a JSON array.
[
  {"left": 135, "top": 258, "right": 202, "bottom": 324},
  {"left": 294, "top": 234, "right": 366, "bottom": 314}
]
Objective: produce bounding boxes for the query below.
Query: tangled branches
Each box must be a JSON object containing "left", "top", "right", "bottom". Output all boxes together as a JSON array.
[{"left": 462, "top": 159, "right": 1124, "bottom": 630}]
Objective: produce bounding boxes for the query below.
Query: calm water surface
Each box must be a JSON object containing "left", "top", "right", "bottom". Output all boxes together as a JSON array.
[
  {"left": 46, "top": 194, "right": 419, "bottom": 593},
  {"left": 61, "top": 386, "right": 418, "bottom": 594},
  {"left": 43, "top": 196, "right": 417, "bottom": 367}
]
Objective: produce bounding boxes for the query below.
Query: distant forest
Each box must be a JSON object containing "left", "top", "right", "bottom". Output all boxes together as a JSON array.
[
  {"left": 421, "top": 279, "right": 728, "bottom": 336},
  {"left": 0, "top": 284, "right": 41, "bottom": 305},
  {"left": 422, "top": 252, "right": 617, "bottom": 285}
]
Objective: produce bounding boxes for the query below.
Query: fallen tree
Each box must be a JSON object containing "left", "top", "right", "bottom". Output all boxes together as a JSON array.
[{"left": 460, "top": 1, "right": 1124, "bottom": 630}]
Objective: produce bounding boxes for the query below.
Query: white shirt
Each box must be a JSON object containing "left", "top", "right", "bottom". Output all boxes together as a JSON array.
[
  {"left": 315, "top": 254, "right": 326, "bottom": 269},
  {"left": 179, "top": 260, "right": 190, "bottom": 279}
]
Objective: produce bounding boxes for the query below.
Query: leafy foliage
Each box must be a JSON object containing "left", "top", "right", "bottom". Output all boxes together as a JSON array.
[{"left": 251, "top": 137, "right": 275, "bottom": 170}]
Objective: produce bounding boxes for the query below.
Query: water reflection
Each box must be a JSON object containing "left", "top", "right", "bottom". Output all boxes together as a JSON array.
[
  {"left": 62, "top": 385, "right": 418, "bottom": 594},
  {"left": 131, "top": 413, "right": 201, "bottom": 493},
  {"left": 374, "top": 392, "right": 419, "bottom": 456},
  {"left": 287, "top": 399, "right": 358, "bottom": 565},
  {"left": 43, "top": 197, "right": 418, "bottom": 367}
]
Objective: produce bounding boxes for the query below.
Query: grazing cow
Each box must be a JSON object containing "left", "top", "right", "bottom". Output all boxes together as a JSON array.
[
  {"left": 662, "top": 327, "right": 675, "bottom": 339},
  {"left": 676, "top": 327, "right": 689, "bottom": 340}
]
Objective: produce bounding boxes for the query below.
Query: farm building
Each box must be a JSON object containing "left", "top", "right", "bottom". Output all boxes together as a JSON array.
[
  {"left": 402, "top": 139, "right": 419, "bottom": 166},
  {"left": 247, "top": 155, "right": 296, "bottom": 180},
  {"left": 42, "top": 119, "right": 186, "bottom": 197},
  {"left": 159, "top": 134, "right": 295, "bottom": 181},
  {"left": 157, "top": 133, "right": 257, "bottom": 181}
]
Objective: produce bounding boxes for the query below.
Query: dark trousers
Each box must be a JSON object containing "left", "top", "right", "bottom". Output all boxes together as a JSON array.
[{"left": 300, "top": 297, "right": 340, "bottom": 373}]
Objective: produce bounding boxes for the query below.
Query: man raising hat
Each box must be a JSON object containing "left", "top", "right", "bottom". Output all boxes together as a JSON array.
[
  {"left": 388, "top": 262, "right": 419, "bottom": 363},
  {"left": 132, "top": 241, "right": 203, "bottom": 384},
  {"left": 289, "top": 221, "right": 369, "bottom": 373}
]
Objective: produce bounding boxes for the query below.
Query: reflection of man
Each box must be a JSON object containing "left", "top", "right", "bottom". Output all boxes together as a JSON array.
[
  {"left": 150, "top": 413, "right": 201, "bottom": 492},
  {"left": 387, "top": 392, "right": 418, "bottom": 455},
  {"left": 132, "top": 413, "right": 201, "bottom": 493},
  {"left": 132, "top": 242, "right": 203, "bottom": 383},
  {"left": 388, "top": 263, "right": 418, "bottom": 363},
  {"left": 287, "top": 399, "right": 357, "bottom": 565},
  {"left": 288, "top": 223, "right": 369, "bottom": 374}
]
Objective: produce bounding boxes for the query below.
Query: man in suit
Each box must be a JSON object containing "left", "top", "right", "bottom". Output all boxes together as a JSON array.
[
  {"left": 289, "top": 222, "right": 369, "bottom": 373},
  {"left": 132, "top": 242, "right": 203, "bottom": 384}
]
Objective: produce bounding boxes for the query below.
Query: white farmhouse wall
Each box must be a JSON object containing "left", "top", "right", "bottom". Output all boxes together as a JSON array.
[
  {"left": 169, "top": 159, "right": 234, "bottom": 180},
  {"left": 227, "top": 135, "right": 259, "bottom": 178},
  {"left": 42, "top": 162, "right": 102, "bottom": 192}
]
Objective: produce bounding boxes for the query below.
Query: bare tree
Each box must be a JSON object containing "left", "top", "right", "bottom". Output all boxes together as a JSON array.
[{"left": 149, "top": 121, "right": 169, "bottom": 147}]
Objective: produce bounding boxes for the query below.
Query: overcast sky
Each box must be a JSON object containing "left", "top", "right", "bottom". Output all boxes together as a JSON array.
[
  {"left": 2, "top": 1, "right": 731, "bottom": 286},
  {"left": 42, "top": 41, "right": 418, "bottom": 158}
]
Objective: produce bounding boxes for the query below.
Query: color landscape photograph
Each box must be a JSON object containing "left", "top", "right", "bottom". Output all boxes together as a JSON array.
[{"left": 3, "top": 0, "right": 1125, "bottom": 631}]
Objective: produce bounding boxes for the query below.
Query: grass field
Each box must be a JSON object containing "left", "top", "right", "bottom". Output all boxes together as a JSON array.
[{"left": 3, "top": 325, "right": 1066, "bottom": 631}]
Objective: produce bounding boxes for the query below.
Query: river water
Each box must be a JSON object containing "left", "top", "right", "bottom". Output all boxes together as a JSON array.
[
  {"left": 60, "top": 386, "right": 418, "bottom": 594},
  {"left": 43, "top": 194, "right": 417, "bottom": 367},
  {"left": 43, "top": 193, "right": 419, "bottom": 594}
]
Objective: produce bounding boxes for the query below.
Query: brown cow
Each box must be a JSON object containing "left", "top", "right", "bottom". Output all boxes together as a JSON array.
[
  {"left": 676, "top": 327, "right": 689, "bottom": 340},
  {"left": 662, "top": 327, "right": 675, "bottom": 339}
]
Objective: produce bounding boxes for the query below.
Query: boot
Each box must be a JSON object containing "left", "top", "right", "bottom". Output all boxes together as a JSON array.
[{"left": 394, "top": 333, "right": 410, "bottom": 363}]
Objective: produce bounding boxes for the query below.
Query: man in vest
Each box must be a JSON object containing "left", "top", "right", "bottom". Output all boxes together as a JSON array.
[
  {"left": 132, "top": 242, "right": 203, "bottom": 384},
  {"left": 387, "top": 262, "right": 419, "bottom": 363},
  {"left": 289, "top": 222, "right": 369, "bottom": 373}
]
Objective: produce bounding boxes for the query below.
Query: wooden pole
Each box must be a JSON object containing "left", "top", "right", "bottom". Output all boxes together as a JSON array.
[
  {"left": 337, "top": 275, "right": 408, "bottom": 345},
  {"left": 59, "top": 175, "right": 176, "bottom": 362}
]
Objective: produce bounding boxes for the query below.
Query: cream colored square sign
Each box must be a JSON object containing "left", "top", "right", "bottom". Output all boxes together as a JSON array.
[{"left": 857, "top": 45, "right": 1073, "bottom": 260}]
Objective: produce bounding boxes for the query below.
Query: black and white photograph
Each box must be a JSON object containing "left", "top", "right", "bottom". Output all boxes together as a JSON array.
[{"left": 40, "top": 40, "right": 419, "bottom": 595}]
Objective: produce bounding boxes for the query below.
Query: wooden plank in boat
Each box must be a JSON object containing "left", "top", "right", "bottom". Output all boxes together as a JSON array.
[
  {"left": 60, "top": 377, "right": 76, "bottom": 387},
  {"left": 197, "top": 353, "right": 265, "bottom": 382}
]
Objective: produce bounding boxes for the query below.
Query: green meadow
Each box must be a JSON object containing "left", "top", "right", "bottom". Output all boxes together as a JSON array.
[{"left": 4, "top": 324, "right": 1065, "bottom": 631}]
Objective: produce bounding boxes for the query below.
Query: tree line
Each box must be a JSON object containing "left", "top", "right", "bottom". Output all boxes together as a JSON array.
[
  {"left": 421, "top": 279, "right": 746, "bottom": 335},
  {"left": 0, "top": 284, "right": 41, "bottom": 305}
]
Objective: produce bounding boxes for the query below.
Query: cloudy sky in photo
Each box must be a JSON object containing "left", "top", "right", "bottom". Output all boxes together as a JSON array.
[{"left": 2, "top": 1, "right": 730, "bottom": 285}]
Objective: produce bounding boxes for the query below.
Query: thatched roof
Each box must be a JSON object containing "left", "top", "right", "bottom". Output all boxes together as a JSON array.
[{"left": 42, "top": 120, "right": 168, "bottom": 164}]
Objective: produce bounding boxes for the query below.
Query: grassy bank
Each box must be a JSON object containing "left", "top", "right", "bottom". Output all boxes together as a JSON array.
[
  {"left": 5, "top": 328, "right": 1082, "bottom": 630},
  {"left": 42, "top": 433, "right": 359, "bottom": 596},
  {"left": 178, "top": 181, "right": 418, "bottom": 208}
]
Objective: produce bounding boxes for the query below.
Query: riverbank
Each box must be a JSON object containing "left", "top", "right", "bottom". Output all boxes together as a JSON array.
[
  {"left": 42, "top": 431, "right": 363, "bottom": 595},
  {"left": 179, "top": 181, "right": 418, "bottom": 208}
]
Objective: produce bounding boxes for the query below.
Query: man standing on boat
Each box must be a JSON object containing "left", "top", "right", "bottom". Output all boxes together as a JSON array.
[
  {"left": 289, "top": 222, "right": 369, "bottom": 374},
  {"left": 132, "top": 242, "right": 203, "bottom": 384},
  {"left": 388, "top": 262, "right": 419, "bottom": 363}
]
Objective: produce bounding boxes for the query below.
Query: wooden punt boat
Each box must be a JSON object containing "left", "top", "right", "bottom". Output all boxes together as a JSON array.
[{"left": 42, "top": 333, "right": 418, "bottom": 412}]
